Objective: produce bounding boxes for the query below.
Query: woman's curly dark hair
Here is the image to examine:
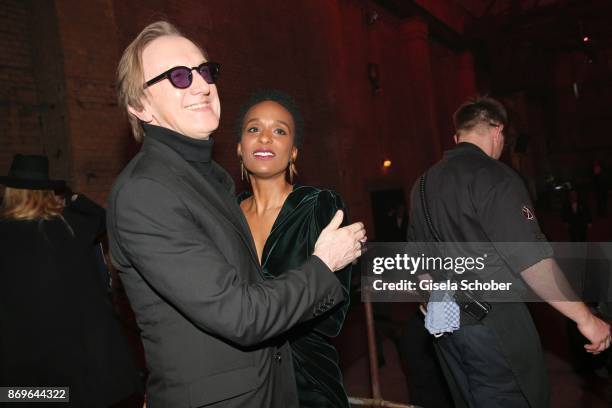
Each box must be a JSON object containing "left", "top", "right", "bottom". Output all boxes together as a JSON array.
[{"left": 235, "top": 89, "right": 304, "bottom": 147}]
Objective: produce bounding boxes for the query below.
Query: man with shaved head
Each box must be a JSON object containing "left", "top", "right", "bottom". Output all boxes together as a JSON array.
[{"left": 408, "top": 96, "right": 610, "bottom": 408}]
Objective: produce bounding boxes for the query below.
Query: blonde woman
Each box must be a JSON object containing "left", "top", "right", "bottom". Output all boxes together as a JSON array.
[{"left": 0, "top": 154, "right": 140, "bottom": 407}]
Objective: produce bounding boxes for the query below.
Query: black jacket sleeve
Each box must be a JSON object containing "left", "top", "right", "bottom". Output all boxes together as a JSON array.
[
  {"left": 66, "top": 194, "right": 106, "bottom": 238},
  {"left": 112, "top": 178, "right": 344, "bottom": 347}
]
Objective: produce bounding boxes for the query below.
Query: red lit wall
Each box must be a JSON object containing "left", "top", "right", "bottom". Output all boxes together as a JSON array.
[{"left": 0, "top": 0, "right": 477, "bottom": 231}]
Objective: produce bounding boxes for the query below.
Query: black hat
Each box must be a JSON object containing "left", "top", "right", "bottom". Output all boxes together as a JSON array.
[{"left": 0, "top": 154, "right": 66, "bottom": 191}]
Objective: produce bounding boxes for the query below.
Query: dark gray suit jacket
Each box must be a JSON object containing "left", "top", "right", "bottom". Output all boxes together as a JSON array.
[{"left": 107, "top": 136, "right": 344, "bottom": 408}]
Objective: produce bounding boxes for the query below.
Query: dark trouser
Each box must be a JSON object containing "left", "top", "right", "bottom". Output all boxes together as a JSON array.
[
  {"left": 436, "top": 324, "right": 530, "bottom": 408},
  {"left": 398, "top": 313, "right": 454, "bottom": 408}
]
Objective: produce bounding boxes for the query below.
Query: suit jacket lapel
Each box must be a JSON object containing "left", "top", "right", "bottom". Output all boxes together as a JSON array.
[{"left": 143, "top": 139, "right": 261, "bottom": 268}]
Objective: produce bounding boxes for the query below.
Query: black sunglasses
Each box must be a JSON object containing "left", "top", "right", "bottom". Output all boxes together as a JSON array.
[{"left": 144, "top": 62, "right": 221, "bottom": 89}]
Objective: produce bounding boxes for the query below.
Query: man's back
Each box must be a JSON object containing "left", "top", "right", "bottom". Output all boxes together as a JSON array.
[
  {"left": 409, "top": 141, "right": 550, "bottom": 408},
  {"left": 409, "top": 97, "right": 609, "bottom": 408}
]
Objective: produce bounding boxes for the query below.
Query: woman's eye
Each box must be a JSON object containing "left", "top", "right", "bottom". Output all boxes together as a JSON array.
[
  {"left": 246, "top": 127, "right": 259, "bottom": 133},
  {"left": 273, "top": 128, "right": 287, "bottom": 135}
]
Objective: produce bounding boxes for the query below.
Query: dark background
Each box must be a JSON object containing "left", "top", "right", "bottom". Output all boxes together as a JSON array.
[{"left": 3, "top": 0, "right": 611, "bottom": 234}]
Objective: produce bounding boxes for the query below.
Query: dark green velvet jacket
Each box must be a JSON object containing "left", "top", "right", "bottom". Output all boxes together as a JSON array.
[{"left": 239, "top": 185, "right": 352, "bottom": 408}]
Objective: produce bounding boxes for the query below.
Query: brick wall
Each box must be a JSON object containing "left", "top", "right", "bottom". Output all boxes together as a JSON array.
[
  {"left": 0, "top": 0, "right": 36, "bottom": 164},
  {"left": 0, "top": 1, "right": 48, "bottom": 176}
]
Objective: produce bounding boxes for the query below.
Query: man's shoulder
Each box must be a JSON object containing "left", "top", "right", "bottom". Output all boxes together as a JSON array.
[
  {"left": 478, "top": 157, "right": 517, "bottom": 183},
  {"left": 109, "top": 143, "right": 181, "bottom": 202},
  {"left": 433, "top": 148, "right": 523, "bottom": 199},
  {"left": 448, "top": 149, "right": 517, "bottom": 185},
  {"left": 460, "top": 158, "right": 527, "bottom": 206}
]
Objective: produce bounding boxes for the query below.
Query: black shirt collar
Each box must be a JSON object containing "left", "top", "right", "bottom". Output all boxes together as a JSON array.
[
  {"left": 143, "top": 123, "right": 213, "bottom": 163},
  {"left": 445, "top": 142, "right": 487, "bottom": 159}
]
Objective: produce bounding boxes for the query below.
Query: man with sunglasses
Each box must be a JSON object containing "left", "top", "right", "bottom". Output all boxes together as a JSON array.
[
  {"left": 407, "top": 97, "right": 610, "bottom": 408},
  {"left": 107, "top": 21, "right": 366, "bottom": 408}
]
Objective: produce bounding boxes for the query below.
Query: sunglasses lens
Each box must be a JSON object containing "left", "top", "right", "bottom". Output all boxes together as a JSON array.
[
  {"left": 169, "top": 68, "right": 192, "bottom": 89},
  {"left": 198, "top": 63, "right": 220, "bottom": 84}
]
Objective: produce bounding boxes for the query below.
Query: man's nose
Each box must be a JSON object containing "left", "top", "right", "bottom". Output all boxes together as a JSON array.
[{"left": 190, "top": 71, "right": 211, "bottom": 95}]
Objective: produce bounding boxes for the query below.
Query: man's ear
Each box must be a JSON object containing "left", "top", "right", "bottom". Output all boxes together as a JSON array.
[
  {"left": 493, "top": 126, "right": 504, "bottom": 144},
  {"left": 128, "top": 103, "right": 153, "bottom": 123},
  {"left": 453, "top": 134, "right": 459, "bottom": 145}
]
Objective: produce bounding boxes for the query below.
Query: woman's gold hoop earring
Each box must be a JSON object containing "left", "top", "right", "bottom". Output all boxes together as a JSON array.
[
  {"left": 289, "top": 160, "right": 298, "bottom": 184},
  {"left": 240, "top": 159, "right": 249, "bottom": 181}
]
